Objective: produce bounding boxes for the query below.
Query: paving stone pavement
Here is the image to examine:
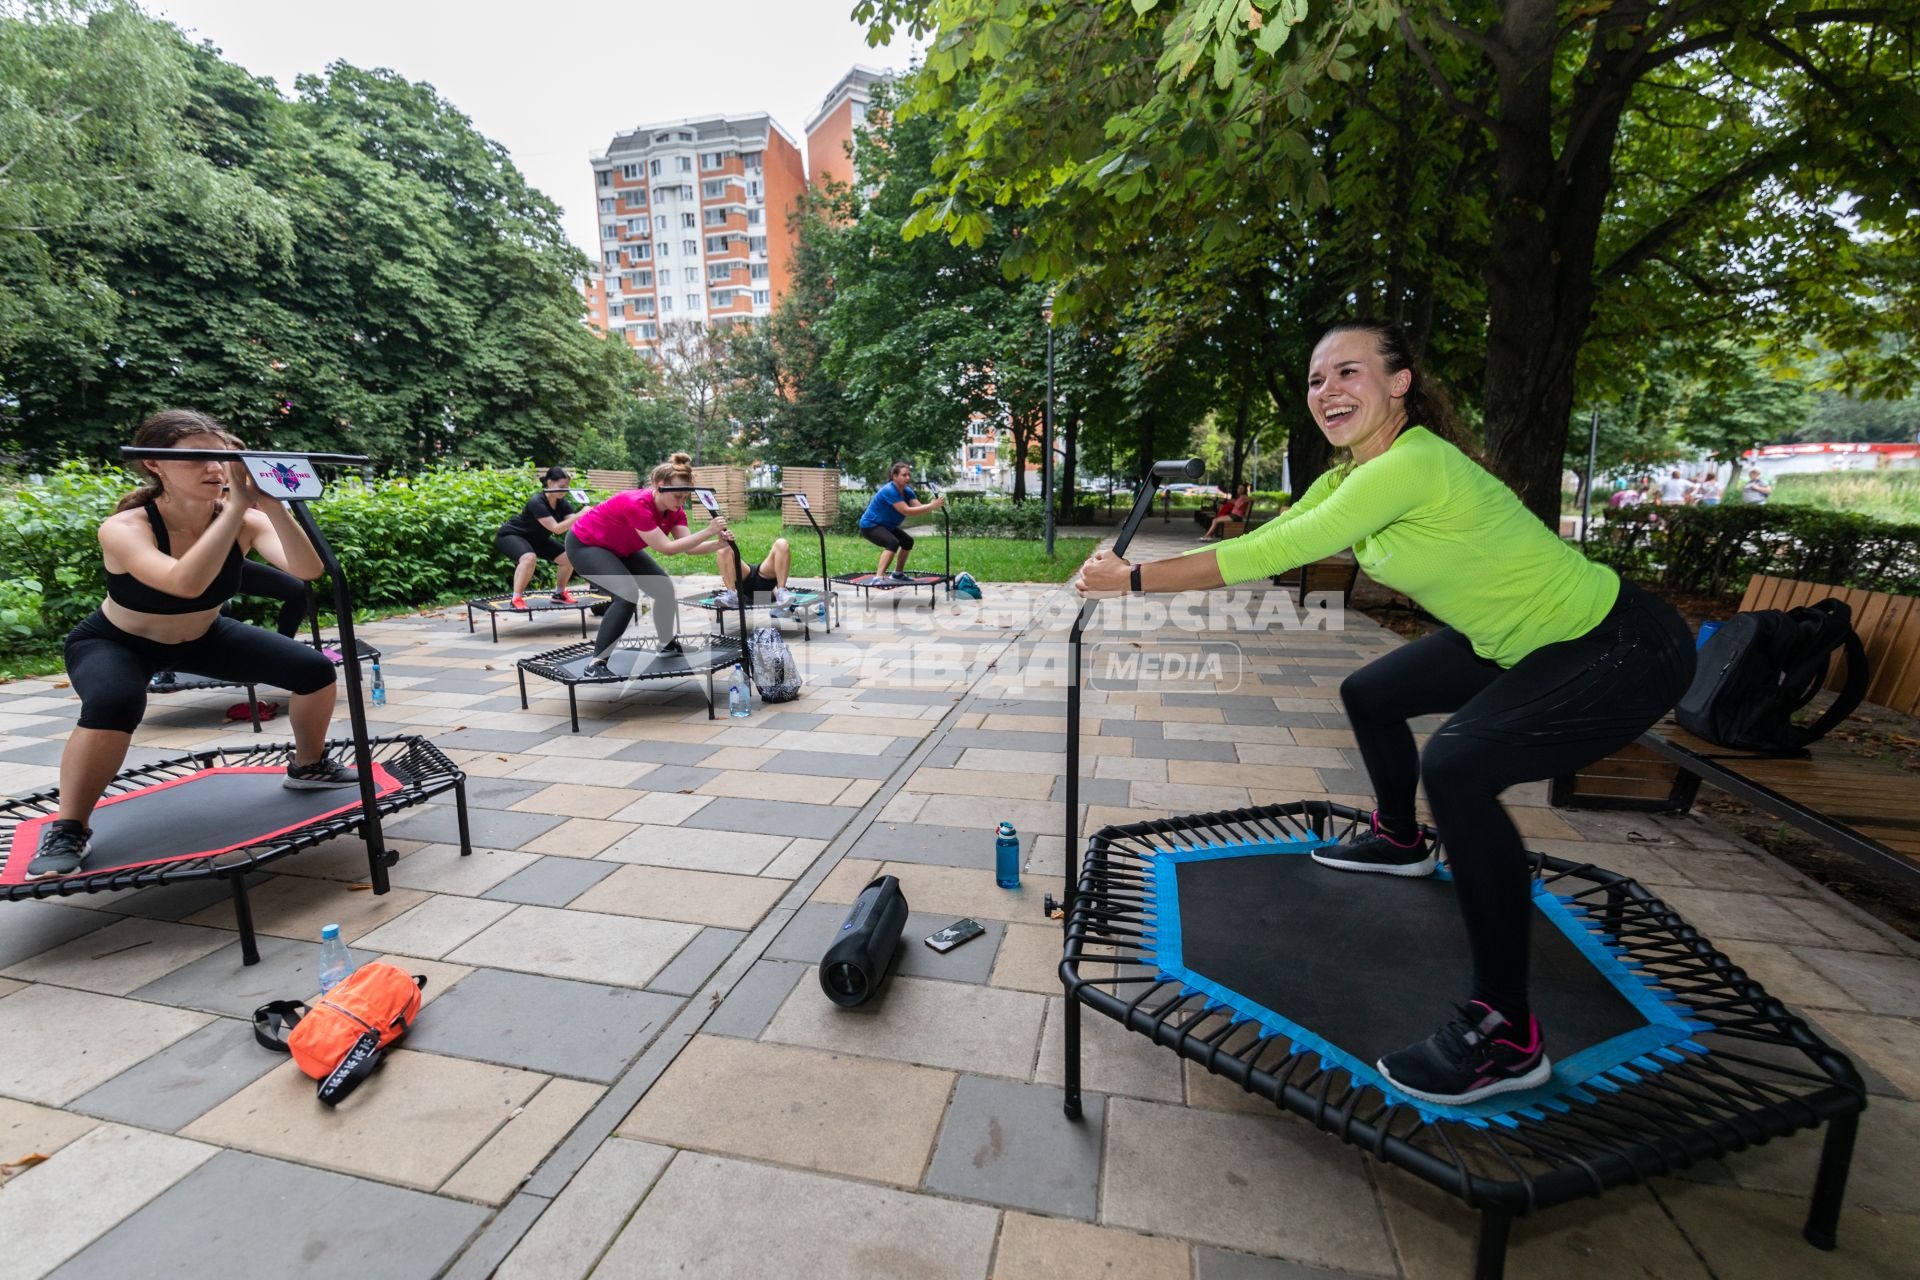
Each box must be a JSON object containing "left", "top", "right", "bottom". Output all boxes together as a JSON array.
[{"left": 1, "top": 552, "right": 1916, "bottom": 1278}]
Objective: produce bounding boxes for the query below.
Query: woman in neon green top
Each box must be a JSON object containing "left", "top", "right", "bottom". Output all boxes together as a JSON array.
[{"left": 1076, "top": 321, "right": 1696, "bottom": 1106}]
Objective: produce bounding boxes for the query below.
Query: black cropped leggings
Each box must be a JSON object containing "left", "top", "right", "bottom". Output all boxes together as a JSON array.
[
  {"left": 236, "top": 559, "right": 311, "bottom": 638},
  {"left": 565, "top": 532, "right": 677, "bottom": 654},
  {"left": 1338, "top": 580, "right": 1695, "bottom": 1020},
  {"left": 859, "top": 525, "right": 913, "bottom": 554},
  {"left": 66, "top": 611, "right": 337, "bottom": 733}
]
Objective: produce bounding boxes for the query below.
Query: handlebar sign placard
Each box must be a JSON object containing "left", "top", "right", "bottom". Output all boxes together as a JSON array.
[
  {"left": 695, "top": 489, "right": 719, "bottom": 512},
  {"left": 794, "top": 493, "right": 810, "bottom": 511},
  {"left": 243, "top": 454, "right": 323, "bottom": 500}
]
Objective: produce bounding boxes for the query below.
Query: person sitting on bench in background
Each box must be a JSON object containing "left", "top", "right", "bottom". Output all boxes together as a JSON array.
[{"left": 1197, "top": 483, "right": 1253, "bottom": 541}]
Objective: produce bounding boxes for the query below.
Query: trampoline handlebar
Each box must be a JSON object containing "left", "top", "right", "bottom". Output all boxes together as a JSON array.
[
  {"left": 121, "top": 447, "right": 370, "bottom": 465},
  {"left": 1151, "top": 457, "right": 1206, "bottom": 480}
]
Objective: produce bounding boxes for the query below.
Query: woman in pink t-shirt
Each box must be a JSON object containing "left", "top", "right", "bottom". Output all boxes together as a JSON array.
[{"left": 565, "top": 453, "right": 731, "bottom": 675}]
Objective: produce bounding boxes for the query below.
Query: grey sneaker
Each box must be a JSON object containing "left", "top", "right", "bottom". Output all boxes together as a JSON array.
[
  {"left": 582, "top": 658, "right": 616, "bottom": 679},
  {"left": 711, "top": 589, "right": 739, "bottom": 609},
  {"left": 26, "top": 820, "right": 91, "bottom": 879},
  {"left": 283, "top": 757, "right": 360, "bottom": 790},
  {"left": 889, "top": 571, "right": 913, "bottom": 582}
]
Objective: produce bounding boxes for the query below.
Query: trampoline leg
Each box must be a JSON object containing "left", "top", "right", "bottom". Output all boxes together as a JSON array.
[
  {"left": 248, "top": 684, "right": 262, "bottom": 733},
  {"left": 231, "top": 876, "right": 261, "bottom": 967},
  {"left": 453, "top": 775, "right": 474, "bottom": 858},
  {"left": 1474, "top": 1210, "right": 1511, "bottom": 1280},
  {"left": 569, "top": 686, "right": 580, "bottom": 734},
  {"left": 705, "top": 668, "right": 716, "bottom": 720},
  {"left": 580, "top": 609, "right": 588, "bottom": 639},
  {"left": 467, "top": 605, "right": 475, "bottom": 634},
  {"left": 1804, "top": 1109, "right": 1858, "bottom": 1250},
  {"left": 491, "top": 612, "right": 500, "bottom": 643},
  {"left": 518, "top": 669, "right": 528, "bottom": 710},
  {"left": 1062, "top": 996, "right": 1084, "bottom": 1121}
]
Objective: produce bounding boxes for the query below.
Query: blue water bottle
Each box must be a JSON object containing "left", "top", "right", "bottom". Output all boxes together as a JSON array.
[
  {"left": 995, "top": 821, "right": 1020, "bottom": 889},
  {"left": 370, "top": 656, "right": 386, "bottom": 706}
]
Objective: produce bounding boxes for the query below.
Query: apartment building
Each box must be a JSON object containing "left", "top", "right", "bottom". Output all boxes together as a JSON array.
[
  {"left": 580, "top": 271, "right": 609, "bottom": 333},
  {"left": 805, "top": 66, "right": 888, "bottom": 191},
  {"left": 589, "top": 114, "right": 806, "bottom": 355}
]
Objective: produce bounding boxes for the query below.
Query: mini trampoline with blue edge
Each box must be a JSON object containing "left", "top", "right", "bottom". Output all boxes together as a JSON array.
[{"left": 1052, "top": 457, "right": 1868, "bottom": 1280}]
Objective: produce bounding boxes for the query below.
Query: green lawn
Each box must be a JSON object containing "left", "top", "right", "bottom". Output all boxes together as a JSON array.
[
  {"left": 673, "top": 510, "right": 1098, "bottom": 584},
  {"left": 1772, "top": 470, "right": 1920, "bottom": 523}
]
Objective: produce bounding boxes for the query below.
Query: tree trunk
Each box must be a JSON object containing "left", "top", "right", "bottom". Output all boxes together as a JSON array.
[
  {"left": 1009, "top": 413, "right": 1033, "bottom": 502},
  {"left": 1227, "top": 374, "right": 1252, "bottom": 490},
  {"left": 1479, "top": 0, "right": 1644, "bottom": 525}
]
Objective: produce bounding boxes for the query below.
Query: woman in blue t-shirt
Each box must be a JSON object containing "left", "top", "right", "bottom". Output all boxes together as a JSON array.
[{"left": 857, "top": 462, "right": 944, "bottom": 581}]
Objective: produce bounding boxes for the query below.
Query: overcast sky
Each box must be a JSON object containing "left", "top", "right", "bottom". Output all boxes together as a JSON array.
[{"left": 148, "top": 0, "right": 918, "bottom": 257}]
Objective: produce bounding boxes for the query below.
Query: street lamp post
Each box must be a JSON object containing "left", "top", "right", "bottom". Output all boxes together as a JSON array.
[{"left": 1042, "top": 297, "right": 1055, "bottom": 558}]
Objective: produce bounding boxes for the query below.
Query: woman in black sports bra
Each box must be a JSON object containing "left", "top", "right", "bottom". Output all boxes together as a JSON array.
[{"left": 29, "top": 411, "right": 358, "bottom": 880}]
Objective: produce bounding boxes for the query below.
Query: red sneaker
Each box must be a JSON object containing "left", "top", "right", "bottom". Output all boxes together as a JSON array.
[
  {"left": 553, "top": 590, "right": 577, "bottom": 605},
  {"left": 510, "top": 594, "right": 529, "bottom": 610}
]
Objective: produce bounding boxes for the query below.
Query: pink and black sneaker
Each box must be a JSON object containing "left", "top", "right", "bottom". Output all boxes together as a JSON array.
[
  {"left": 1378, "top": 1002, "right": 1552, "bottom": 1105},
  {"left": 1311, "top": 810, "right": 1437, "bottom": 877}
]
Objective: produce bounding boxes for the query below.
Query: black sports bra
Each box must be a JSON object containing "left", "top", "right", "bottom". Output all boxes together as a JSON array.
[{"left": 103, "top": 504, "right": 244, "bottom": 614}]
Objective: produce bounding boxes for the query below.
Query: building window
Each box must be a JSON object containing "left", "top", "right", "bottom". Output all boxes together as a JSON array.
[
  {"left": 652, "top": 214, "right": 666, "bottom": 231},
  {"left": 681, "top": 212, "right": 697, "bottom": 228},
  {"left": 608, "top": 302, "right": 625, "bottom": 317},
  {"left": 598, "top": 197, "right": 616, "bottom": 213},
  {"left": 687, "top": 293, "right": 702, "bottom": 310},
  {"left": 649, "top": 158, "right": 662, "bottom": 177},
  {"left": 748, "top": 235, "right": 767, "bottom": 254},
  {"left": 747, "top": 208, "right": 762, "bottom": 225},
  {"left": 630, "top": 243, "right": 651, "bottom": 261},
  {"left": 748, "top": 180, "right": 762, "bottom": 198},
  {"left": 711, "top": 290, "right": 734, "bottom": 307},
  {"left": 625, "top": 270, "right": 652, "bottom": 288},
  {"left": 626, "top": 189, "right": 647, "bottom": 207},
  {"left": 702, "top": 179, "right": 727, "bottom": 199},
  {"left": 749, "top": 263, "right": 769, "bottom": 280},
  {"left": 601, "top": 223, "right": 618, "bottom": 241},
  {"left": 626, "top": 218, "right": 646, "bottom": 235},
  {"left": 683, "top": 239, "right": 698, "bottom": 255},
  {"left": 679, "top": 184, "right": 694, "bottom": 199},
  {"left": 630, "top": 297, "right": 654, "bottom": 315},
  {"left": 753, "top": 290, "right": 770, "bottom": 306},
  {"left": 700, "top": 152, "right": 722, "bottom": 170},
  {"left": 678, "top": 131, "right": 692, "bottom": 141},
  {"left": 638, "top": 322, "right": 657, "bottom": 339},
  {"left": 852, "top": 101, "right": 868, "bottom": 125},
  {"left": 708, "top": 263, "right": 732, "bottom": 282},
  {"left": 704, "top": 208, "right": 728, "bottom": 226},
  {"left": 675, "top": 156, "right": 692, "bottom": 173},
  {"left": 661, "top": 296, "right": 673, "bottom": 312},
  {"left": 602, "top": 250, "right": 619, "bottom": 266},
  {"left": 705, "top": 235, "right": 730, "bottom": 253},
  {"left": 684, "top": 267, "right": 698, "bottom": 283},
  {"left": 656, "top": 241, "right": 669, "bottom": 258},
  {"left": 621, "top": 163, "right": 641, "bottom": 180},
  {"left": 598, "top": 170, "right": 612, "bottom": 187},
  {"left": 743, "top": 152, "right": 762, "bottom": 171}
]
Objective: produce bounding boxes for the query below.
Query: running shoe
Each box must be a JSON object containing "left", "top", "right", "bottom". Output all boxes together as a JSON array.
[
  {"left": 150, "top": 670, "right": 177, "bottom": 689},
  {"left": 658, "top": 638, "right": 684, "bottom": 656},
  {"left": 283, "top": 757, "right": 360, "bottom": 790},
  {"left": 25, "top": 820, "right": 91, "bottom": 880},
  {"left": 1310, "top": 811, "right": 1436, "bottom": 877},
  {"left": 510, "top": 594, "right": 529, "bottom": 610},
  {"left": 711, "top": 589, "right": 739, "bottom": 609},
  {"left": 889, "top": 570, "right": 913, "bottom": 583},
  {"left": 553, "top": 590, "right": 578, "bottom": 605},
  {"left": 772, "top": 587, "right": 794, "bottom": 607},
  {"left": 582, "top": 658, "right": 616, "bottom": 679},
  {"left": 1378, "top": 1002, "right": 1551, "bottom": 1105}
]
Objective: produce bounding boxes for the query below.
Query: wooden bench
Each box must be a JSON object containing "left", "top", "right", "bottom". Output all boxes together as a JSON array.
[{"left": 1551, "top": 573, "right": 1920, "bottom": 888}]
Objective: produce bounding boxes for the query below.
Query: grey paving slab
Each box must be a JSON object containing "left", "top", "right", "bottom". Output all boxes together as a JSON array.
[
  {"left": 856, "top": 689, "right": 965, "bottom": 706},
  {"left": 70, "top": 1016, "right": 279, "bottom": 1131},
  {"left": 943, "top": 728, "right": 1079, "bottom": 752},
  {"left": 627, "top": 764, "right": 721, "bottom": 793},
  {"left": 0, "top": 738, "right": 70, "bottom": 764},
  {"left": 849, "top": 821, "right": 1030, "bottom": 869},
  {"left": 437, "top": 727, "right": 556, "bottom": 753},
  {"left": 51, "top": 1150, "right": 486, "bottom": 1280},
  {"left": 130, "top": 933, "right": 380, "bottom": 1018},
  {"left": 1194, "top": 1248, "right": 1366, "bottom": 1280},
  {"left": 924, "top": 1075, "right": 1103, "bottom": 1219},
  {"left": 680, "top": 798, "right": 859, "bottom": 840},
  {"left": 96, "top": 872, "right": 273, "bottom": 923},
  {"left": 768, "top": 902, "right": 1005, "bottom": 984},
  {"left": 760, "top": 711, "right": 828, "bottom": 730},
  {"left": 0, "top": 900, "right": 107, "bottom": 969},
  {"left": 704, "top": 958, "right": 808, "bottom": 1039},
  {"left": 403, "top": 967, "right": 680, "bottom": 1082},
  {"left": 1051, "top": 776, "right": 1131, "bottom": 806},
  {"left": 648, "top": 926, "right": 747, "bottom": 996},
  {"left": 922, "top": 745, "right": 963, "bottom": 769},
  {"left": 1154, "top": 738, "right": 1241, "bottom": 762},
  {"left": 1313, "top": 767, "right": 1376, "bottom": 795},
  {"left": 609, "top": 740, "right": 720, "bottom": 766},
  {"left": 481, "top": 856, "right": 619, "bottom": 907},
  {"left": 387, "top": 803, "right": 565, "bottom": 850},
  {"left": 764, "top": 749, "right": 900, "bottom": 780},
  {"left": 1222, "top": 706, "right": 1323, "bottom": 727},
  {"left": 438, "top": 777, "right": 548, "bottom": 811},
  {"left": 1097, "top": 721, "right": 1165, "bottom": 740},
  {"left": 970, "top": 699, "right": 1061, "bottom": 717}
]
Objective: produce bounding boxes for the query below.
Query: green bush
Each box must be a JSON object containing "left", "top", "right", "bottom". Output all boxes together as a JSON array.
[
  {"left": 0, "top": 578, "right": 44, "bottom": 640},
  {"left": 0, "top": 461, "right": 129, "bottom": 642},
  {"left": 1589, "top": 504, "right": 1920, "bottom": 596},
  {"left": 834, "top": 491, "right": 1067, "bottom": 538}
]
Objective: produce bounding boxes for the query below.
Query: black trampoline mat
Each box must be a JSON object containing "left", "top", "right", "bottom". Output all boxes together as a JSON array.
[
  {"left": 549, "top": 641, "right": 738, "bottom": 682},
  {"left": 1168, "top": 853, "right": 1648, "bottom": 1065},
  {"left": 2, "top": 765, "right": 400, "bottom": 883},
  {"left": 151, "top": 637, "right": 377, "bottom": 693},
  {"left": 689, "top": 589, "right": 824, "bottom": 610},
  {"left": 833, "top": 573, "right": 945, "bottom": 588},
  {"left": 470, "top": 592, "right": 609, "bottom": 612}
]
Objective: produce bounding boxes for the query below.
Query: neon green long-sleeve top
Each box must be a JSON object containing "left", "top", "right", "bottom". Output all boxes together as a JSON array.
[{"left": 1209, "top": 427, "right": 1619, "bottom": 668}]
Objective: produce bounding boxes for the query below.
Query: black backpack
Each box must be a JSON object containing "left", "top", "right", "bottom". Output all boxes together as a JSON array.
[{"left": 1674, "top": 598, "right": 1868, "bottom": 755}]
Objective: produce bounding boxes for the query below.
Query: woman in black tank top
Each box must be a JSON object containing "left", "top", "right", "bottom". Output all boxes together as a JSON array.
[{"left": 28, "top": 411, "right": 360, "bottom": 881}]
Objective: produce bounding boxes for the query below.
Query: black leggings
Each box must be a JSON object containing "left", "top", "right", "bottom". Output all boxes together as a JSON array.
[
  {"left": 859, "top": 525, "right": 913, "bottom": 554},
  {"left": 236, "top": 559, "right": 311, "bottom": 638},
  {"left": 66, "top": 610, "right": 337, "bottom": 733},
  {"left": 1339, "top": 580, "right": 1695, "bottom": 1020},
  {"left": 565, "top": 532, "right": 677, "bottom": 653}
]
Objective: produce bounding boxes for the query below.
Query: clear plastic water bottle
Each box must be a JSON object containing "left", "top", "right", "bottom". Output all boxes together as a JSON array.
[
  {"left": 728, "top": 664, "right": 751, "bottom": 718},
  {"left": 369, "top": 656, "right": 386, "bottom": 707},
  {"left": 318, "top": 923, "right": 352, "bottom": 993},
  {"left": 995, "top": 821, "right": 1020, "bottom": 889}
]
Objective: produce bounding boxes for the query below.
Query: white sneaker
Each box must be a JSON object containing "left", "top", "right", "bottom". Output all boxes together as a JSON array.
[
  {"left": 772, "top": 587, "right": 794, "bottom": 607},
  {"left": 712, "top": 589, "right": 739, "bottom": 609}
]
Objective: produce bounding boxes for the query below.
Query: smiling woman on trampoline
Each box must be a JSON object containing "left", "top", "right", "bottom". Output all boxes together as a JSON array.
[
  {"left": 31, "top": 411, "right": 358, "bottom": 880},
  {"left": 565, "top": 452, "right": 731, "bottom": 678},
  {"left": 1075, "top": 320, "right": 1696, "bottom": 1106}
]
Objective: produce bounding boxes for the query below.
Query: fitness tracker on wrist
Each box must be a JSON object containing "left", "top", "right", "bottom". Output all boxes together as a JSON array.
[{"left": 1130, "top": 563, "right": 1143, "bottom": 594}]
